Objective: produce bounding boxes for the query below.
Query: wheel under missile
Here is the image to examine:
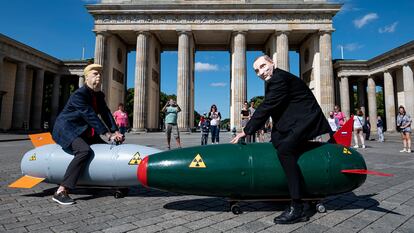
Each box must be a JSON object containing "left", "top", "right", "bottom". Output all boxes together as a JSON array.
[{"left": 9, "top": 133, "right": 161, "bottom": 197}]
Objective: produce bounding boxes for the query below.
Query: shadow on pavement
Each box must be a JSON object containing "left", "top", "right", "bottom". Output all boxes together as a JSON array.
[{"left": 163, "top": 192, "right": 402, "bottom": 216}]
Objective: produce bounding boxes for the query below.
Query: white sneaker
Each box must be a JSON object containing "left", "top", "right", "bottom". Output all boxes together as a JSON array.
[
  {"left": 400, "top": 149, "right": 407, "bottom": 153},
  {"left": 353, "top": 145, "right": 359, "bottom": 148},
  {"left": 362, "top": 145, "right": 366, "bottom": 149},
  {"left": 407, "top": 149, "right": 412, "bottom": 153}
]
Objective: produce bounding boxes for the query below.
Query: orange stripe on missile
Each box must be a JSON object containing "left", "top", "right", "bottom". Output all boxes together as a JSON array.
[
  {"left": 29, "top": 133, "right": 55, "bottom": 148},
  {"left": 8, "top": 175, "right": 45, "bottom": 188}
]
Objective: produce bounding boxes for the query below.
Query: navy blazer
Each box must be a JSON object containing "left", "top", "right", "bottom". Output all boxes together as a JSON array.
[
  {"left": 244, "top": 68, "right": 331, "bottom": 147},
  {"left": 52, "top": 86, "right": 118, "bottom": 149}
]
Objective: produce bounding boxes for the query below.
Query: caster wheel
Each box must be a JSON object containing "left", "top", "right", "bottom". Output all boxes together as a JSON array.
[
  {"left": 231, "top": 204, "right": 243, "bottom": 215},
  {"left": 316, "top": 203, "right": 326, "bottom": 213},
  {"left": 114, "top": 188, "right": 129, "bottom": 199}
]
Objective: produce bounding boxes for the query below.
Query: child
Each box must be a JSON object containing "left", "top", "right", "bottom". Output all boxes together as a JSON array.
[{"left": 199, "top": 115, "right": 210, "bottom": 145}]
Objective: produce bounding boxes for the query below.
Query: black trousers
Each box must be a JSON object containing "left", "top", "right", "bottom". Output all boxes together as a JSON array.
[
  {"left": 275, "top": 141, "right": 303, "bottom": 200},
  {"left": 61, "top": 135, "right": 105, "bottom": 189}
]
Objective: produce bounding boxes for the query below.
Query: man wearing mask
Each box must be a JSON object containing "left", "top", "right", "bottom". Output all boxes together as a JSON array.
[
  {"left": 231, "top": 55, "right": 331, "bottom": 224},
  {"left": 52, "top": 64, "right": 123, "bottom": 205}
]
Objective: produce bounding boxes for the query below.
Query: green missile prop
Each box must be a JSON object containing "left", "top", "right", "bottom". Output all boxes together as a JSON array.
[{"left": 138, "top": 142, "right": 368, "bottom": 199}]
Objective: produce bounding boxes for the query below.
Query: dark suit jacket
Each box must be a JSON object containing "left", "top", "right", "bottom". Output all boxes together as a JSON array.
[
  {"left": 244, "top": 68, "right": 331, "bottom": 147},
  {"left": 52, "top": 86, "right": 118, "bottom": 149}
]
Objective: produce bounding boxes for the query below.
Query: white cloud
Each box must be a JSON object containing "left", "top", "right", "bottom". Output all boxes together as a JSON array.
[
  {"left": 195, "top": 62, "right": 219, "bottom": 72},
  {"left": 210, "top": 82, "right": 227, "bottom": 87},
  {"left": 353, "top": 13, "right": 378, "bottom": 28},
  {"left": 338, "top": 43, "right": 364, "bottom": 52},
  {"left": 379, "top": 22, "right": 398, "bottom": 33}
]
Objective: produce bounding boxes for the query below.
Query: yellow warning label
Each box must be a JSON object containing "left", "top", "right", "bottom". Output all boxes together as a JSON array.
[
  {"left": 29, "top": 154, "right": 36, "bottom": 161},
  {"left": 189, "top": 154, "right": 206, "bottom": 168},
  {"left": 128, "top": 152, "right": 142, "bottom": 165},
  {"left": 342, "top": 148, "right": 352, "bottom": 155}
]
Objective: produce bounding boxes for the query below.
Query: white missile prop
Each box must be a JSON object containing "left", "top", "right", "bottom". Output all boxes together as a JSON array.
[{"left": 9, "top": 133, "right": 162, "bottom": 192}]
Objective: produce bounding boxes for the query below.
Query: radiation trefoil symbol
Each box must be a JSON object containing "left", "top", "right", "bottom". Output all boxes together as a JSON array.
[
  {"left": 189, "top": 154, "right": 206, "bottom": 168},
  {"left": 128, "top": 152, "right": 142, "bottom": 165}
]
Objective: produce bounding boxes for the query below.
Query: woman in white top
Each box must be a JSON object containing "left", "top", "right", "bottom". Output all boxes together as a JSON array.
[
  {"left": 353, "top": 109, "right": 365, "bottom": 148},
  {"left": 396, "top": 106, "right": 412, "bottom": 153}
]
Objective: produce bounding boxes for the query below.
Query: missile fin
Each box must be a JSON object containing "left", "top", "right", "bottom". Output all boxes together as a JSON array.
[
  {"left": 29, "top": 133, "right": 56, "bottom": 148},
  {"left": 332, "top": 116, "right": 354, "bottom": 148},
  {"left": 341, "top": 169, "right": 394, "bottom": 177},
  {"left": 8, "top": 175, "right": 45, "bottom": 188}
]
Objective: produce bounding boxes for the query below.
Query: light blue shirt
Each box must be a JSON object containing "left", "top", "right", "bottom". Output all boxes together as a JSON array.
[{"left": 165, "top": 106, "right": 179, "bottom": 124}]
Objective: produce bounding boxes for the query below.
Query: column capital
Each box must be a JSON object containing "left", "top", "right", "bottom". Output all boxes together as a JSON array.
[
  {"left": 177, "top": 30, "right": 192, "bottom": 36},
  {"left": 318, "top": 29, "right": 335, "bottom": 35},
  {"left": 94, "top": 30, "right": 110, "bottom": 36},
  {"left": 136, "top": 30, "right": 151, "bottom": 36},
  {"left": 275, "top": 30, "right": 291, "bottom": 36},
  {"left": 231, "top": 30, "right": 247, "bottom": 36}
]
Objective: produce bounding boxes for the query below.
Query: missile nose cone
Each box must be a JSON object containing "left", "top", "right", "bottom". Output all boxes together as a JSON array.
[{"left": 138, "top": 156, "right": 149, "bottom": 187}]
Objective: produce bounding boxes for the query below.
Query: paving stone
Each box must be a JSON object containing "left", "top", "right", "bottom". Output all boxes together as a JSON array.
[
  {"left": 127, "top": 225, "right": 164, "bottom": 233},
  {"left": 210, "top": 219, "right": 244, "bottom": 231},
  {"left": 102, "top": 223, "right": 137, "bottom": 233},
  {"left": 158, "top": 225, "right": 193, "bottom": 233},
  {"left": 182, "top": 218, "right": 217, "bottom": 230}
]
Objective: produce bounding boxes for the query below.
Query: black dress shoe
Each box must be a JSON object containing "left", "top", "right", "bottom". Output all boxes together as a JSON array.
[{"left": 274, "top": 204, "right": 309, "bottom": 224}]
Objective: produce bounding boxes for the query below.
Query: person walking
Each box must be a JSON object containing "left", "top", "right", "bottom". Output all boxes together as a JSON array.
[
  {"left": 208, "top": 104, "right": 221, "bottom": 144},
  {"left": 199, "top": 114, "right": 210, "bottom": 145},
  {"left": 241, "top": 101, "right": 251, "bottom": 142},
  {"left": 162, "top": 99, "right": 182, "bottom": 150},
  {"left": 377, "top": 116, "right": 384, "bottom": 142},
  {"left": 364, "top": 116, "right": 371, "bottom": 141},
  {"left": 327, "top": 111, "right": 339, "bottom": 135},
  {"left": 113, "top": 103, "right": 129, "bottom": 136},
  {"left": 333, "top": 105, "right": 347, "bottom": 128},
  {"left": 397, "top": 106, "right": 412, "bottom": 153},
  {"left": 231, "top": 55, "right": 331, "bottom": 224},
  {"left": 353, "top": 110, "right": 366, "bottom": 149},
  {"left": 247, "top": 101, "right": 256, "bottom": 142}
]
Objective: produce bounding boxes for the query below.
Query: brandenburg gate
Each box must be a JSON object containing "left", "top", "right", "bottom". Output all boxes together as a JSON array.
[{"left": 87, "top": 0, "right": 341, "bottom": 131}]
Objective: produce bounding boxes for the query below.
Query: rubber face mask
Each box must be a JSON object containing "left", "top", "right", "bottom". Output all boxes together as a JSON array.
[
  {"left": 254, "top": 57, "right": 274, "bottom": 81},
  {"left": 85, "top": 70, "right": 102, "bottom": 91}
]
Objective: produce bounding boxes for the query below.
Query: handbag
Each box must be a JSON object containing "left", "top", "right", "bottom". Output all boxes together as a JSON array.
[{"left": 396, "top": 125, "right": 401, "bottom": 132}]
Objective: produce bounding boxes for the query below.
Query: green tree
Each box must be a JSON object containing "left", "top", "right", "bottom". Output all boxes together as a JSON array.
[
  {"left": 220, "top": 118, "right": 230, "bottom": 131},
  {"left": 376, "top": 91, "right": 384, "bottom": 119},
  {"left": 249, "top": 96, "right": 264, "bottom": 108}
]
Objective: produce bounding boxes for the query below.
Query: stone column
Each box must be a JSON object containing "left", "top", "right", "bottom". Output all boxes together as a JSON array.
[
  {"left": 94, "top": 31, "right": 110, "bottom": 95},
  {"left": 0, "top": 53, "right": 4, "bottom": 91},
  {"left": 403, "top": 64, "right": 414, "bottom": 117},
  {"left": 367, "top": 76, "right": 377, "bottom": 133},
  {"left": 230, "top": 31, "right": 247, "bottom": 131},
  {"left": 31, "top": 69, "right": 45, "bottom": 130},
  {"left": 133, "top": 32, "right": 149, "bottom": 132},
  {"left": 177, "top": 31, "right": 191, "bottom": 131},
  {"left": 94, "top": 31, "right": 106, "bottom": 66},
  {"left": 384, "top": 71, "right": 396, "bottom": 131},
  {"left": 276, "top": 31, "right": 290, "bottom": 72},
  {"left": 50, "top": 74, "right": 61, "bottom": 126},
  {"left": 12, "top": 62, "right": 27, "bottom": 129},
  {"left": 339, "top": 76, "right": 350, "bottom": 118},
  {"left": 357, "top": 80, "right": 366, "bottom": 114},
  {"left": 78, "top": 76, "right": 85, "bottom": 88},
  {"left": 319, "top": 30, "right": 335, "bottom": 116}
]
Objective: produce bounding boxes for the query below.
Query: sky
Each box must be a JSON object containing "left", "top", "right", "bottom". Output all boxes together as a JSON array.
[{"left": 1, "top": 0, "right": 413, "bottom": 119}]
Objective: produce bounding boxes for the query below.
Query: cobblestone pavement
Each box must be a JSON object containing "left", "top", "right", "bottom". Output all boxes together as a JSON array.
[{"left": 1, "top": 132, "right": 413, "bottom": 233}]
